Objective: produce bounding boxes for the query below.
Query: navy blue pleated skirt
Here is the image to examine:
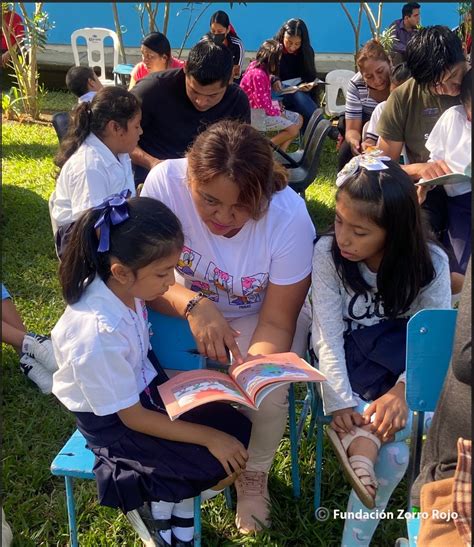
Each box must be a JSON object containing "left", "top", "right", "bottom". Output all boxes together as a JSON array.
[{"left": 74, "top": 351, "right": 252, "bottom": 513}]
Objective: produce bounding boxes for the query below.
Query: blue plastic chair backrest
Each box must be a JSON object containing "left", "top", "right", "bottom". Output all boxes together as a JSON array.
[
  {"left": 147, "top": 309, "right": 205, "bottom": 371},
  {"left": 405, "top": 308, "right": 457, "bottom": 412}
]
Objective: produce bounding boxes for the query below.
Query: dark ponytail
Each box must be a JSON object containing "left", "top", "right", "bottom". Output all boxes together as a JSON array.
[
  {"left": 59, "top": 196, "right": 184, "bottom": 305},
  {"left": 54, "top": 86, "right": 141, "bottom": 169}
]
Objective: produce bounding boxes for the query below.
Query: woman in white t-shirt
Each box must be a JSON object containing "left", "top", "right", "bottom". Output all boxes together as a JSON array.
[{"left": 141, "top": 119, "right": 315, "bottom": 534}]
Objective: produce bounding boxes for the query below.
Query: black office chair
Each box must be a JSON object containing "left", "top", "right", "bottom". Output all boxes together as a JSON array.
[
  {"left": 286, "top": 118, "right": 332, "bottom": 199},
  {"left": 52, "top": 112, "right": 71, "bottom": 142},
  {"left": 273, "top": 108, "right": 325, "bottom": 168}
]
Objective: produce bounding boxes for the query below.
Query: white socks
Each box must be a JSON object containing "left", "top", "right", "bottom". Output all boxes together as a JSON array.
[
  {"left": 150, "top": 498, "right": 195, "bottom": 543},
  {"left": 150, "top": 491, "right": 222, "bottom": 542},
  {"left": 171, "top": 497, "right": 194, "bottom": 542},
  {"left": 150, "top": 500, "right": 173, "bottom": 544}
]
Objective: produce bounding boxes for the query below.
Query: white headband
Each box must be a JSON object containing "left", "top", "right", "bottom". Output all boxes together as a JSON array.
[{"left": 336, "top": 148, "right": 392, "bottom": 188}]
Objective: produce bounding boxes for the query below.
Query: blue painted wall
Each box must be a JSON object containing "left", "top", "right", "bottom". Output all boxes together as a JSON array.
[{"left": 39, "top": 2, "right": 460, "bottom": 54}]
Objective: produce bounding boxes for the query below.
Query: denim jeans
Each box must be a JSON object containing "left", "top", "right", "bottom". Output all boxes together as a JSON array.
[{"left": 282, "top": 91, "right": 318, "bottom": 132}]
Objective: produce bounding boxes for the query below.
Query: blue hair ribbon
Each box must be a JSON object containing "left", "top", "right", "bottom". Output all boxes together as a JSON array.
[{"left": 93, "top": 189, "right": 131, "bottom": 252}]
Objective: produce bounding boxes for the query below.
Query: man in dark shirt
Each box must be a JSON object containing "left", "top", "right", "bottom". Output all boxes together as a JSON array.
[
  {"left": 131, "top": 37, "right": 251, "bottom": 184},
  {"left": 387, "top": 2, "right": 420, "bottom": 65}
]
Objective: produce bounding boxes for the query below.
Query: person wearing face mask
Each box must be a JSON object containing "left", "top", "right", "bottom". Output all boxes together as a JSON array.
[
  {"left": 208, "top": 10, "right": 245, "bottom": 80},
  {"left": 337, "top": 40, "right": 391, "bottom": 170},
  {"left": 273, "top": 18, "right": 318, "bottom": 131},
  {"left": 377, "top": 26, "right": 468, "bottom": 243},
  {"left": 129, "top": 32, "right": 185, "bottom": 90}
]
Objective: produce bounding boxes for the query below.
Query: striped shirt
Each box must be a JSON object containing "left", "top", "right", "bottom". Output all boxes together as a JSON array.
[{"left": 345, "top": 72, "right": 380, "bottom": 121}]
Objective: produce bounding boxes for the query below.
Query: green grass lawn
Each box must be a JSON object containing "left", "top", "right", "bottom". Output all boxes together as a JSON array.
[{"left": 2, "top": 109, "right": 407, "bottom": 546}]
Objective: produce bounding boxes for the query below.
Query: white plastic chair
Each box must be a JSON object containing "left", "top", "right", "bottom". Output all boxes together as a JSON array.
[
  {"left": 323, "top": 69, "right": 355, "bottom": 117},
  {"left": 71, "top": 28, "right": 120, "bottom": 86}
]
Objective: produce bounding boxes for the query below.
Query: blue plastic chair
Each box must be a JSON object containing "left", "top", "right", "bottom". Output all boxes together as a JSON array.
[
  {"left": 312, "top": 308, "right": 458, "bottom": 525},
  {"left": 51, "top": 311, "right": 207, "bottom": 547},
  {"left": 402, "top": 308, "right": 457, "bottom": 546}
]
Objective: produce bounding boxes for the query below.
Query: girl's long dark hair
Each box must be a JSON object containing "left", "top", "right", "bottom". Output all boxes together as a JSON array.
[
  {"left": 275, "top": 18, "right": 316, "bottom": 82},
  {"left": 59, "top": 197, "right": 184, "bottom": 305},
  {"left": 331, "top": 161, "right": 437, "bottom": 318},
  {"left": 255, "top": 39, "right": 282, "bottom": 76},
  {"left": 54, "top": 87, "right": 141, "bottom": 169}
]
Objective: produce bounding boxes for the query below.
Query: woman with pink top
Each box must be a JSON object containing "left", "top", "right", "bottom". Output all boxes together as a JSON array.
[
  {"left": 240, "top": 39, "right": 302, "bottom": 151},
  {"left": 129, "top": 32, "right": 185, "bottom": 90}
]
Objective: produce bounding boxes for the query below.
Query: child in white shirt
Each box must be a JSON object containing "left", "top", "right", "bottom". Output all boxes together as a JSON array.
[
  {"left": 52, "top": 195, "right": 251, "bottom": 546},
  {"left": 423, "top": 68, "right": 471, "bottom": 277},
  {"left": 49, "top": 87, "right": 140, "bottom": 258}
]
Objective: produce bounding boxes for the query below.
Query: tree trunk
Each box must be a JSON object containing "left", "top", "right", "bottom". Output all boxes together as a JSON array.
[{"left": 112, "top": 3, "right": 127, "bottom": 63}]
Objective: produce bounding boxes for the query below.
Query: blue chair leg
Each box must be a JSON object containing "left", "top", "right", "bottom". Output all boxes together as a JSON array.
[
  {"left": 288, "top": 385, "right": 300, "bottom": 498},
  {"left": 193, "top": 495, "right": 201, "bottom": 547},
  {"left": 314, "top": 397, "right": 325, "bottom": 512},
  {"left": 224, "top": 486, "right": 233, "bottom": 509},
  {"left": 64, "top": 476, "right": 78, "bottom": 547},
  {"left": 407, "top": 411, "right": 425, "bottom": 511}
]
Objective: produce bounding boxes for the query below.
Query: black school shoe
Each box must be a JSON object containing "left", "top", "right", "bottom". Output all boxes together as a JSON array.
[
  {"left": 126, "top": 503, "right": 172, "bottom": 547},
  {"left": 171, "top": 514, "right": 194, "bottom": 546}
]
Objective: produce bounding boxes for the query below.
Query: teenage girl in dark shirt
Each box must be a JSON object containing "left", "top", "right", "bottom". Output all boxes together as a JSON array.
[{"left": 273, "top": 18, "right": 319, "bottom": 130}]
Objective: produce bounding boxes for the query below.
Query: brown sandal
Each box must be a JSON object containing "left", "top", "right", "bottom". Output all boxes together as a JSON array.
[{"left": 327, "top": 426, "right": 381, "bottom": 509}]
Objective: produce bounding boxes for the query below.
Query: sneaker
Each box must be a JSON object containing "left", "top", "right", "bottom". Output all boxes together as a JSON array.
[
  {"left": 126, "top": 504, "right": 172, "bottom": 547},
  {"left": 235, "top": 471, "right": 271, "bottom": 534},
  {"left": 19, "top": 355, "right": 53, "bottom": 394},
  {"left": 21, "top": 333, "right": 58, "bottom": 372}
]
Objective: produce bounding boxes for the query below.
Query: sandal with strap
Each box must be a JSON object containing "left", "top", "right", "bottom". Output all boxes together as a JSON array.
[
  {"left": 126, "top": 503, "right": 172, "bottom": 547},
  {"left": 326, "top": 426, "right": 381, "bottom": 509}
]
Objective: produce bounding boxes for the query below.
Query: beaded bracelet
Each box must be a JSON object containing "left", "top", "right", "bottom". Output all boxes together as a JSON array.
[{"left": 184, "top": 292, "right": 207, "bottom": 319}]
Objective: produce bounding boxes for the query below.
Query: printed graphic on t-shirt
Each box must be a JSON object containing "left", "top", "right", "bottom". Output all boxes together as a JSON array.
[
  {"left": 343, "top": 290, "right": 409, "bottom": 333},
  {"left": 176, "top": 246, "right": 202, "bottom": 276},
  {"left": 189, "top": 280, "right": 218, "bottom": 302},
  {"left": 206, "top": 262, "right": 233, "bottom": 294},
  {"left": 176, "top": 245, "right": 270, "bottom": 310}
]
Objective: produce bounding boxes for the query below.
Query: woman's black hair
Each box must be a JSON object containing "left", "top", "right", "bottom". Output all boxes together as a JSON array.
[
  {"left": 186, "top": 36, "right": 233, "bottom": 86},
  {"left": 55, "top": 87, "right": 141, "bottom": 169},
  {"left": 460, "top": 67, "right": 471, "bottom": 107},
  {"left": 255, "top": 39, "right": 282, "bottom": 76},
  {"left": 275, "top": 18, "right": 316, "bottom": 82},
  {"left": 406, "top": 25, "right": 465, "bottom": 89},
  {"left": 142, "top": 31, "right": 172, "bottom": 58},
  {"left": 390, "top": 62, "right": 411, "bottom": 86},
  {"left": 59, "top": 197, "right": 184, "bottom": 305},
  {"left": 331, "top": 161, "right": 437, "bottom": 318},
  {"left": 210, "top": 10, "right": 237, "bottom": 37}
]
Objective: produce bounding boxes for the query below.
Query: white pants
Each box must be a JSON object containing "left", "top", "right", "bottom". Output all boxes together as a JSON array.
[{"left": 228, "top": 304, "right": 311, "bottom": 472}]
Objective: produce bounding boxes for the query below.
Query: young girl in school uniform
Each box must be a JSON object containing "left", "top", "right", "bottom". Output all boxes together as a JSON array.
[
  {"left": 51, "top": 195, "right": 251, "bottom": 547},
  {"left": 49, "top": 86, "right": 141, "bottom": 258},
  {"left": 310, "top": 153, "right": 451, "bottom": 546}
]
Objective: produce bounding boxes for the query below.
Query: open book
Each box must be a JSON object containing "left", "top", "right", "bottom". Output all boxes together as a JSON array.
[
  {"left": 158, "top": 352, "right": 326, "bottom": 420},
  {"left": 276, "top": 78, "right": 325, "bottom": 96},
  {"left": 416, "top": 172, "right": 471, "bottom": 187}
]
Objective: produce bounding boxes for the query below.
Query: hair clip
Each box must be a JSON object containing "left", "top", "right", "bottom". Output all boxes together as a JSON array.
[
  {"left": 336, "top": 149, "right": 392, "bottom": 187},
  {"left": 93, "top": 189, "right": 131, "bottom": 252}
]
